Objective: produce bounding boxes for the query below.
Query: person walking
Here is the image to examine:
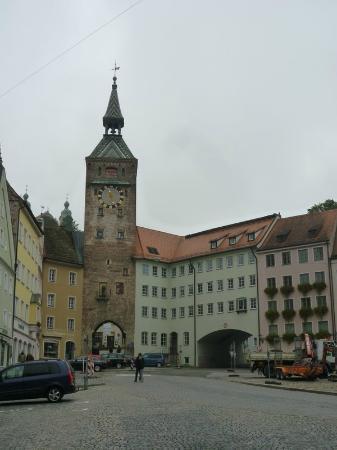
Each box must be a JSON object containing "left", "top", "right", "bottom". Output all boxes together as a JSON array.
[
  {"left": 134, "top": 353, "right": 145, "bottom": 382},
  {"left": 18, "top": 351, "right": 25, "bottom": 363}
]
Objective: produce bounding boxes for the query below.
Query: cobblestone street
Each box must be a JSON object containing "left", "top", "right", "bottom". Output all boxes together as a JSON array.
[{"left": 1, "top": 368, "right": 337, "bottom": 449}]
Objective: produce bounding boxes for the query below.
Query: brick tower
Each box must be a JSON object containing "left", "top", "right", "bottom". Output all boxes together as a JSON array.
[{"left": 82, "top": 72, "right": 137, "bottom": 354}]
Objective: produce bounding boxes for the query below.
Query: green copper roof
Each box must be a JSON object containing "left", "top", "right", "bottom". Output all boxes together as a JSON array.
[
  {"left": 103, "top": 76, "right": 124, "bottom": 132},
  {"left": 89, "top": 134, "right": 134, "bottom": 159}
]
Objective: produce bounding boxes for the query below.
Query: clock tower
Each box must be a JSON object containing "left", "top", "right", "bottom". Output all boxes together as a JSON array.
[{"left": 82, "top": 72, "right": 137, "bottom": 354}]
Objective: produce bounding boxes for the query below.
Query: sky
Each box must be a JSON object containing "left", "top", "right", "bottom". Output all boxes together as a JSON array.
[{"left": 1, "top": 0, "right": 337, "bottom": 235}]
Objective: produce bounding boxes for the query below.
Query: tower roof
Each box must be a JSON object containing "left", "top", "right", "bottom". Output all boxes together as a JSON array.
[
  {"left": 103, "top": 75, "right": 124, "bottom": 133},
  {"left": 89, "top": 134, "right": 134, "bottom": 159}
]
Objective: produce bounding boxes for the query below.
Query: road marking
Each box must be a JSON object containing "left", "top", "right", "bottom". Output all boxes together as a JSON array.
[{"left": 115, "top": 374, "right": 152, "bottom": 377}]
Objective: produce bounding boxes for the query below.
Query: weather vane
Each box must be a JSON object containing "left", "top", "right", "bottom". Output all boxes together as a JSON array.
[{"left": 113, "top": 61, "right": 120, "bottom": 77}]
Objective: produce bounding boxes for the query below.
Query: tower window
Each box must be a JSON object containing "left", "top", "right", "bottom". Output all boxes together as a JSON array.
[
  {"left": 105, "top": 167, "right": 117, "bottom": 177},
  {"left": 117, "top": 230, "right": 125, "bottom": 240},
  {"left": 123, "top": 268, "right": 129, "bottom": 276},
  {"left": 97, "top": 207, "right": 104, "bottom": 216},
  {"left": 116, "top": 283, "right": 124, "bottom": 295},
  {"left": 96, "top": 229, "right": 104, "bottom": 239},
  {"left": 98, "top": 167, "right": 102, "bottom": 176},
  {"left": 117, "top": 208, "right": 123, "bottom": 218},
  {"left": 121, "top": 168, "right": 125, "bottom": 176},
  {"left": 99, "top": 283, "right": 108, "bottom": 298}
]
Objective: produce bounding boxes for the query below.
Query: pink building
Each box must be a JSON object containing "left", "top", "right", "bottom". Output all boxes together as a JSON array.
[{"left": 256, "top": 210, "right": 337, "bottom": 351}]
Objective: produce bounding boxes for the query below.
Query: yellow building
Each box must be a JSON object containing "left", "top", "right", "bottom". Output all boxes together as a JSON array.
[
  {"left": 8, "top": 186, "right": 44, "bottom": 362},
  {"left": 40, "top": 204, "right": 83, "bottom": 359}
]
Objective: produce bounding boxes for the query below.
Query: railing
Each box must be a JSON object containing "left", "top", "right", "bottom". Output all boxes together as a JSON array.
[{"left": 96, "top": 292, "right": 110, "bottom": 301}]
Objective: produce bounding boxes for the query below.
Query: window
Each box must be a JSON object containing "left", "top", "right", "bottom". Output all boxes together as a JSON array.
[
  {"left": 161, "top": 287, "right": 167, "bottom": 298},
  {"left": 266, "top": 254, "right": 275, "bottom": 267},
  {"left": 142, "top": 285, "right": 149, "bottom": 296},
  {"left": 172, "top": 267, "right": 177, "bottom": 277},
  {"left": 282, "top": 251, "right": 291, "bottom": 265},
  {"left": 217, "top": 280, "right": 223, "bottom": 291},
  {"left": 141, "top": 332, "right": 148, "bottom": 345},
  {"left": 302, "top": 322, "right": 312, "bottom": 334},
  {"left": 153, "top": 266, "right": 158, "bottom": 277},
  {"left": 184, "top": 332, "right": 190, "bottom": 346},
  {"left": 216, "top": 258, "right": 223, "bottom": 270},
  {"left": 207, "top": 303, "right": 213, "bottom": 315},
  {"left": 314, "top": 247, "right": 324, "bottom": 261},
  {"left": 238, "top": 277, "right": 245, "bottom": 288},
  {"left": 298, "top": 273, "right": 310, "bottom": 285},
  {"left": 47, "top": 294, "right": 55, "bottom": 308},
  {"left": 298, "top": 249, "right": 308, "bottom": 264},
  {"left": 44, "top": 342, "right": 59, "bottom": 358},
  {"left": 248, "top": 252, "right": 255, "bottom": 264},
  {"left": 197, "top": 304, "right": 203, "bottom": 315},
  {"left": 152, "top": 286, "right": 158, "bottom": 297},
  {"left": 161, "top": 308, "right": 167, "bottom": 319},
  {"left": 188, "top": 284, "right": 194, "bottom": 295},
  {"left": 123, "top": 268, "right": 129, "bottom": 276},
  {"left": 99, "top": 282, "right": 107, "bottom": 298},
  {"left": 197, "top": 283, "right": 203, "bottom": 294},
  {"left": 67, "top": 319, "right": 75, "bottom": 331},
  {"left": 249, "top": 275, "right": 256, "bottom": 287},
  {"left": 152, "top": 307, "right": 158, "bottom": 319},
  {"left": 226, "top": 256, "right": 233, "bottom": 268},
  {"left": 142, "top": 264, "right": 149, "bottom": 275},
  {"left": 96, "top": 229, "right": 104, "bottom": 239},
  {"left": 229, "top": 237, "right": 236, "bottom": 245},
  {"left": 318, "top": 321, "right": 329, "bottom": 333},
  {"left": 179, "top": 307, "right": 185, "bottom": 318},
  {"left": 268, "top": 301, "right": 277, "bottom": 311},
  {"left": 188, "top": 305, "right": 194, "bottom": 316},
  {"left": 317, "top": 296, "right": 327, "bottom": 307},
  {"left": 227, "top": 278, "right": 234, "bottom": 289},
  {"left": 217, "top": 302, "right": 224, "bottom": 313},
  {"left": 188, "top": 264, "right": 194, "bottom": 274},
  {"left": 301, "top": 297, "right": 311, "bottom": 309},
  {"left": 238, "top": 254, "right": 244, "bottom": 266},
  {"left": 236, "top": 298, "right": 247, "bottom": 312},
  {"left": 283, "top": 276, "right": 292, "bottom": 287},
  {"left": 171, "top": 308, "right": 177, "bottom": 319},
  {"left": 207, "top": 281, "right": 213, "bottom": 293},
  {"left": 147, "top": 247, "right": 159, "bottom": 255},
  {"left": 171, "top": 288, "right": 176, "bottom": 298},
  {"left": 269, "top": 324, "right": 278, "bottom": 335},
  {"left": 151, "top": 332, "right": 157, "bottom": 346},
  {"left": 248, "top": 232, "right": 255, "bottom": 241},
  {"left": 117, "top": 230, "right": 125, "bottom": 240},
  {"left": 68, "top": 297, "right": 75, "bottom": 309},
  {"left": 141, "top": 306, "right": 148, "bottom": 318},
  {"left": 228, "top": 301, "right": 234, "bottom": 312},
  {"left": 284, "top": 298, "right": 294, "bottom": 310},
  {"left": 162, "top": 267, "right": 167, "bottom": 278},
  {"left": 267, "top": 277, "right": 276, "bottom": 289},
  {"left": 210, "top": 240, "right": 218, "bottom": 249},
  {"left": 250, "top": 298, "right": 257, "bottom": 309},
  {"left": 117, "top": 208, "right": 123, "bottom": 218},
  {"left": 116, "top": 283, "right": 124, "bottom": 295},
  {"left": 48, "top": 268, "right": 56, "bottom": 282},
  {"left": 179, "top": 265, "right": 185, "bottom": 276},
  {"left": 197, "top": 262, "right": 203, "bottom": 273},
  {"left": 69, "top": 272, "right": 77, "bottom": 285},
  {"left": 161, "top": 333, "right": 167, "bottom": 347},
  {"left": 47, "top": 317, "right": 54, "bottom": 329},
  {"left": 206, "top": 260, "right": 213, "bottom": 272},
  {"left": 285, "top": 323, "right": 295, "bottom": 334},
  {"left": 180, "top": 286, "right": 185, "bottom": 297},
  {"left": 315, "top": 272, "right": 325, "bottom": 283}
]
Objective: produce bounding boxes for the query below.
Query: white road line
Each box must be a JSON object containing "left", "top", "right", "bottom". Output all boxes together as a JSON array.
[{"left": 115, "top": 374, "right": 152, "bottom": 377}]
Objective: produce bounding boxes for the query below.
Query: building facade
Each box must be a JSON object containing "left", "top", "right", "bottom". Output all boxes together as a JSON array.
[
  {"left": 0, "top": 158, "right": 15, "bottom": 367},
  {"left": 8, "top": 186, "right": 43, "bottom": 362},
  {"left": 40, "top": 206, "right": 83, "bottom": 360},
  {"left": 257, "top": 211, "right": 337, "bottom": 351}
]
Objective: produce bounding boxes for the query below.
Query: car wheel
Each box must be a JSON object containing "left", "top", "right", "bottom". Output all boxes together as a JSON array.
[
  {"left": 47, "top": 386, "right": 63, "bottom": 403},
  {"left": 94, "top": 365, "right": 101, "bottom": 372},
  {"left": 156, "top": 362, "right": 162, "bottom": 368}
]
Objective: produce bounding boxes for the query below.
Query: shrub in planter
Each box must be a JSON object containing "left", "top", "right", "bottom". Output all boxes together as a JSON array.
[
  {"left": 265, "top": 310, "right": 280, "bottom": 322},
  {"left": 282, "top": 333, "right": 296, "bottom": 344},
  {"left": 299, "top": 307, "right": 314, "bottom": 320},
  {"left": 266, "top": 334, "right": 279, "bottom": 345},
  {"left": 312, "top": 281, "right": 326, "bottom": 293},
  {"left": 297, "top": 283, "right": 312, "bottom": 295},
  {"left": 280, "top": 285, "right": 294, "bottom": 296},
  {"left": 264, "top": 287, "right": 278, "bottom": 299},
  {"left": 315, "top": 331, "right": 331, "bottom": 339},
  {"left": 314, "top": 305, "right": 328, "bottom": 317},
  {"left": 300, "top": 332, "right": 314, "bottom": 340},
  {"left": 282, "top": 309, "right": 296, "bottom": 321}
]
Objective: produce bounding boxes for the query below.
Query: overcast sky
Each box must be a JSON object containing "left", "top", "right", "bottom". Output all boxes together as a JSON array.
[{"left": 1, "top": 0, "right": 337, "bottom": 235}]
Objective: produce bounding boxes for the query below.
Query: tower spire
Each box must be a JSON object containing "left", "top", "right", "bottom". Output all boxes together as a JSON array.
[{"left": 103, "top": 62, "right": 124, "bottom": 135}]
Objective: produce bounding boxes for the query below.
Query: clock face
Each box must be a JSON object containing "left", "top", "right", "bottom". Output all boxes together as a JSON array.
[{"left": 97, "top": 186, "right": 124, "bottom": 208}]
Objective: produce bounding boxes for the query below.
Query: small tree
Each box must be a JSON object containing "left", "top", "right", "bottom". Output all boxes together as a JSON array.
[
  {"left": 282, "top": 309, "right": 296, "bottom": 321},
  {"left": 299, "top": 307, "right": 314, "bottom": 320},
  {"left": 282, "top": 333, "right": 296, "bottom": 344},
  {"left": 280, "top": 285, "right": 294, "bottom": 296},
  {"left": 264, "top": 287, "right": 278, "bottom": 299},
  {"left": 312, "top": 281, "right": 326, "bottom": 293},
  {"left": 308, "top": 199, "right": 337, "bottom": 213},
  {"left": 297, "top": 283, "right": 312, "bottom": 295},
  {"left": 265, "top": 310, "right": 280, "bottom": 322},
  {"left": 314, "top": 305, "right": 328, "bottom": 317}
]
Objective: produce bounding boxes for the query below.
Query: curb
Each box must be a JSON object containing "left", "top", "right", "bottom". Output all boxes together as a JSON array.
[{"left": 77, "top": 382, "right": 106, "bottom": 390}]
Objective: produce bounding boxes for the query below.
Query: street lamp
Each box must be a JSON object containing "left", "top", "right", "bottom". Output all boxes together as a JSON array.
[{"left": 189, "top": 261, "right": 197, "bottom": 367}]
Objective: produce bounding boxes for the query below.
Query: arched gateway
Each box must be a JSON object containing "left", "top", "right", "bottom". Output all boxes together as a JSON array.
[{"left": 82, "top": 73, "right": 137, "bottom": 355}]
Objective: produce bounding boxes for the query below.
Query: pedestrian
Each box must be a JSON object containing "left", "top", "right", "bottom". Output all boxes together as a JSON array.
[
  {"left": 134, "top": 353, "right": 145, "bottom": 382},
  {"left": 26, "top": 353, "right": 34, "bottom": 361},
  {"left": 18, "top": 351, "right": 25, "bottom": 363}
]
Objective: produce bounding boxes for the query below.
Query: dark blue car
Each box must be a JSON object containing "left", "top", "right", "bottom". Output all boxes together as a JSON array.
[
  {"left": 143, "top": 353, "right": 165, "bottom": 367},
  {"left": 0, "top": 360, "right": 76, "bottom": 403}
]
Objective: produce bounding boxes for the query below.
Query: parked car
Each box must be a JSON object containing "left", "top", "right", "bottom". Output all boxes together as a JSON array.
[
  {"left": 0, "top": 359, "right": 76, "bottom": 403},
  {"left": 143, "top": 353, "right": 165, "bottom": 367},
  {"left": 103, "top": 353, "right": 131, "bottom": 369},
  {"left": 69, "top": 356, "right": 107, "bottom": 372}
]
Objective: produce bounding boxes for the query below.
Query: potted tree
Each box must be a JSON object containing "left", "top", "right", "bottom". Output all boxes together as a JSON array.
[
  {"left": 299, "top": 307, "right": 314, "bottom": 320},
  {"left": 297, "top": 283, "right": 312, "bottom": 295},
  {"left": 280, "top": 285, "right": 294, "bottom": 296},
  {"left": 282, "top": 309, "right": 296, "bottom": 321},
  {"left": 313, "top": 305, "right": 328, "bottom": 317},
  {"left": 312, "top": 281, "right": 326, "bottom": 293},
  {"left": 264, "top": 287, "right": 278, "bottom": 299}
]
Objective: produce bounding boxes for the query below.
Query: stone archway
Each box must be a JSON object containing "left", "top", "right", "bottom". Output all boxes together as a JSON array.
[
  {"left": 91, "top": 320, "right": 126, "bottom": 355},
  {"left": 65, "top": 341, "right": 75, "bottom": 360},
  {"left": 198, "top": 329, "right": 252, "bottom": 368}
]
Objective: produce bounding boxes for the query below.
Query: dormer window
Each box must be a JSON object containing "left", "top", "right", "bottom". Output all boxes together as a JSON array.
[
  {"left": 210, "top": 240, "right": 218, "bottom": 249},
  {"left": 147, "top": 246, "right": 159, "bottom": 255},
  {"left": 276, "top": 230, "right": 290, "bottom": 243},
  {"left": 229, "top": 237, "right": 236, "bottom": 245},
  {"left": 247, "top": 232, "right": 255, "bottom": 241}
]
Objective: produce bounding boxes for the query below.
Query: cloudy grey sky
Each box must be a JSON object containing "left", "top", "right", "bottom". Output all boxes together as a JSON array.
[{"left": 1, "top": 0, "right": 337, "bottom": 235}]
